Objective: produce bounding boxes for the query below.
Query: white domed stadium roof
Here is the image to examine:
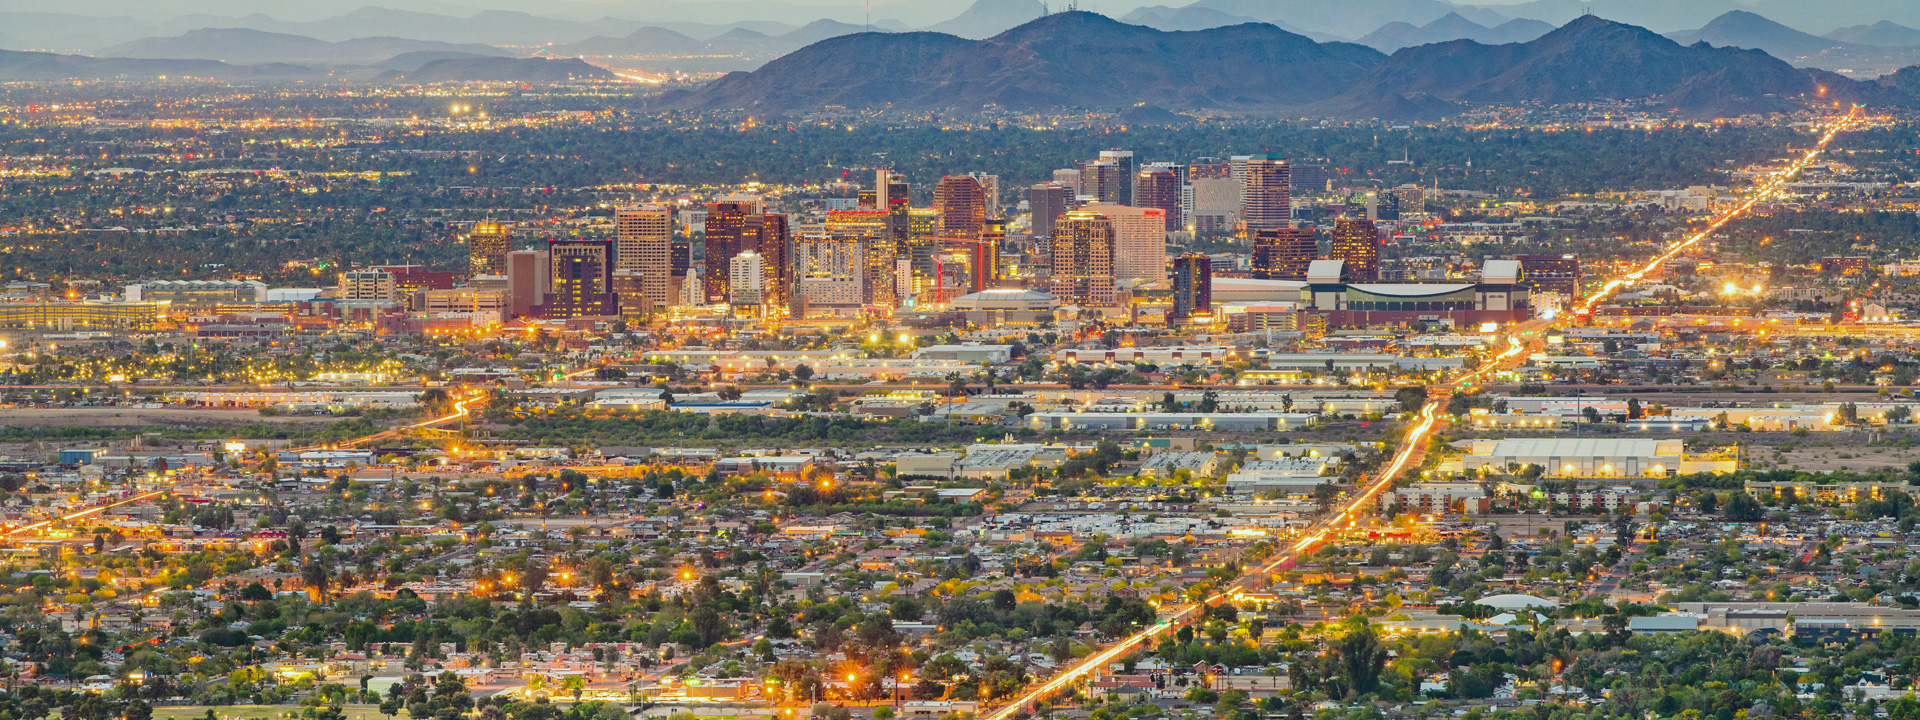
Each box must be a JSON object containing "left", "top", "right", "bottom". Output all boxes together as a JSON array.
[{"left": 1472, "top": 594, "right": 1559, "bottom": 610}]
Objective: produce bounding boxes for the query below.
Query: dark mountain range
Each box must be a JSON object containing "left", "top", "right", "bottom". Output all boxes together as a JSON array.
[
  {"left": 1357, "top": 12, "right": 1553, "bottom": 51},
  {"left": 1667, "top": 11, "right": 1920, "bottom": 76},
  {"left": 924, "top": 0, "right": 1047, "bottom": 40},
  {"left": 383, "top": 56, "right": 616, "bottom": 83},
  {"left": 0, "top": 48, "right": 320, "bottom": 80},
  {"left": 673, "top": 12, "right": 1385, "bottom": 113},
  {"left": 100, "top": 28, "right": 511, "bottom": 66},
  {"left": 676, "top": 11, "right": 1910, "bottom": 119},
  {"left": 1827, "top": 21, "right": 1920, "bottom": 47},
  {"left": 1322, "top": 14, "right": 1824, "bottom": 117}
]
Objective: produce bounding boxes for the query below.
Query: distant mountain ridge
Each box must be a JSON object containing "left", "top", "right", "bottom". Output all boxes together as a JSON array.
[
  {"left": 924, "top": 0, "right": 1047, "bottom": 40},
  {"left": 100, "top": 28, "right": 512, "bottom": 66},
  {"left": 674, "top": 12, "right": 1920, "bottom": 119},
  {"left": 1667, "top": 10, "right": 1920, "bottom": 77},
  {"left": 0, "top": 48, "right": 321, "bottom": 80},
  {"left": 1827, "top": 21, "right": 1920, "bottom": 47},
  {"left": 1357, "top": 12, "right": 1554, "bottom": 51}
]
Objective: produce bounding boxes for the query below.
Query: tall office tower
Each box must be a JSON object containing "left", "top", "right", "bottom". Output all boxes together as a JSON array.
[
  {"left": 1078, "top": 159, "right": 1129, "bottom": 205},
  {"left": 826, "top": 210, "right": 896, "bottom": 308},
  {"left": 1228, "top": 155, "right": 1251, "bottom": 197},
  {"left": 1028, "top": 183, "right": 1074, "bottom": 238},
  {"left": 506, "top": 249, "right": 549, "bottom": 318},
  {"left": 1099, "top": 149, "right": 1136, "bottom": 204},
  {"left": 1049, "top": 210, "right": 1117, "bottom": 308},
  {"left": 729, "top": 251, "right": 765, "bottom": 308},
  {"left": 1291, "top": 160, "right": 1330, "bottom": 193},
  {"left": 968, "top": 172, "right": 1002, "bottom": 218},
  {"left": 1136, "top": 167, "right": 1182, "bottom": 231},
  {"left": 1086, "top": 203, "right": 1167, "bottom": 283},
  {"left": 934, "top": 175, "right": 987, "bottom": 239},
  {"left": 614, "top": 205, "right": 673, "bottom": 308},
  {"left": 794, "top": 224, "right": 868, "bottom": 314},
  {"left": 975, "top": 221, "right": 1005, "bottom": 291},
  {"left": 1516, "top": 254, "right": 1581, "bottom": 297},
  {"left": 755, "top": 214, "right": 792, "bottom": 316},
  {"left": 1052, "top": 168, "right": 1081, "bottom": 189},
  {"left": 342, "top": 270, "right": 397, "bottom": 301},
  {"left": 702, "top": 196, "right": 770, "bottom": 305},
  {"left": 1390, "top": 184, "right": 1424, "bottom": 215},
  {"left": 1251, "top": 228, "right": 1317, "bottom": 281},
  {"left": 1241, "top": 154, "right": 1292, "bottom": 231},
  {"left": 1171, "top": 253, "right": 1212, "bottom": 321},
  {"left": 1330, "top": 218, "right": 1382, "bottom": 281},
  {"left": 1364, "top": 191, "right": 1379, "bottom": 222},
  {"left": 466, "top": 220, "right": 511, "bottom": 277},
  {"left": 540, "top": 238, "right": 618, "bottom": 318}
]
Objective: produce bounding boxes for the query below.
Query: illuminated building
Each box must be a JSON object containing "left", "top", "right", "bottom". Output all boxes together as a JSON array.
[
  {"left": 1241, "top": 154, "right": 1292, "bottom": 231},
  {"left": 703, "top": 196, "right": 760, "bottom": 304},
  {"left": 729, "top": 251, "right": 765, "bottom": 308},
  {"left": 1136, "top": 165, "right": 1183, "bottom": 231},
  {"left": 1329, "top": 218, "right": 1381, "bottom": 281},
  {"left": 1078, "top": 158, "right": 1129, "bottom": 205},
  {"left": 539, "top": 239, "right": 617, "bottom": 318},
  {"left": 615, "top": 204, "right": 673, "bottom": 308},
  {"left": 341, "top": 270, "right": 397, "bottom": 302},
  {"left": 1252, "top": 228, "right": 1317, "bottom": 281},
  {"left": 934, "top": 175, "right": 987, "bottom": 239},
  {"left": 466, "top": 220, "right": 511, "bottom": 277},
  {"left": 1171, "top": 253, "right": 1212, "bottom": 322},
  {"left": 1049, "top": 210, "right": 1117, "bottom": 308},
  {"left": 0, "top": 301, "right": 167, "bottom": 331},
  {"left": 825, "top": 210, "right": 896, "bottom": 309},
  {"left": 123, "top": 280, "right": 265, "bottom": 314},
  {"left": 1516, "top": 254, "right": 1581, "bottom": 297},
  {"left": 1085, "top": 203, "right": 1166, "bottom": 283},
  {"left": 794, "top": 224, "right": 868, "bottom": 315},
  {"left": 968, "top": 172, "right": 1002, "bottom": 218},
  {"left": 1390, "top": 184, "right": 1425, "bottom": 216}
]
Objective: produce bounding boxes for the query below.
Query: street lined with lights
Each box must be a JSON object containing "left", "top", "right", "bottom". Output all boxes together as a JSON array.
[{"left": 978, "top": 109, "right": 1863, "bottom": 720}]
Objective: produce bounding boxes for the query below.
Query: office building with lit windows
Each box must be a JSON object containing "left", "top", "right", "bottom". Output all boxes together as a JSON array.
[
  {"left": 1048, "top": 210, "right": 1117, "bottom": 308},
  {"left": 1251, "top": 228, "right": 1317, "bottom": 281},
  {"left": 466, "top": 220, "right": 511, "bottom": 277}
]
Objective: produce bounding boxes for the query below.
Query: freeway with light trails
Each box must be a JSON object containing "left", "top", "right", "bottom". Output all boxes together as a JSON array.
[
  {"left": 1, "top": 490, "right": 168, "bottom": 539},
  {"left": 285, "top": 391, "right": 485, "bottom": 451},
  {"left": 975, "top": 108, "right": 1863, "bottom": 720}
]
